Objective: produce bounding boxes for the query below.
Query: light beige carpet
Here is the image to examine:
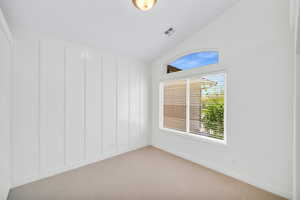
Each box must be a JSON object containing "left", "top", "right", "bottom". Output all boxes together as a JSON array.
[{"left": 9, "top": 146, "right": 286, "bottom": 200}]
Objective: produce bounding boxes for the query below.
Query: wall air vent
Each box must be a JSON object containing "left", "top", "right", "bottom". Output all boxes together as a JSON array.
[{"left": 164, "top": 27, "right": 175, "bottom": 36}]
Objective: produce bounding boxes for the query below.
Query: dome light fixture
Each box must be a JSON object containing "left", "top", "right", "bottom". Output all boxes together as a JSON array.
[{"left": 132, "top": 0, "right": 157, "bottom": 11}]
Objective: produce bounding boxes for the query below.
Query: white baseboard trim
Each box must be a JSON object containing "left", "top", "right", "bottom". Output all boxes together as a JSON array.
[
  {"left": 152, "top": 144, "right": 292, "bottom": 200},
  {"left": 12, "top": 145, "right": 148, "bottom": 188}
]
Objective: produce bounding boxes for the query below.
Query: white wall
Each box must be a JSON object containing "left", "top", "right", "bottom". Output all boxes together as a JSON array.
[
  {"left": 290, "top": 2, "right": 299, "bottom": 199},
  {"left": 0, "top": 8, "right": 12, "bottom": 200},
  {"left": 294, "top": 54, "right": 300, "bottom": 200},
  {"left": 151, "top": 0, "right": 293, "bottom": 198},
  {"left": 11, "top": 30, "right": 151, "bottom": 187}
]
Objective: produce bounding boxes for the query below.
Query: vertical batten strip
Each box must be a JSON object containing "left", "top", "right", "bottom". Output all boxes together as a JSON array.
[
  {"left": 98, "top": 54, "right": 102, "bottom": 157},
  {"left": 100, "top": 55, "right": 104, "bottom": 157},
  {"left": 115, "top": 58, "right": 119, "bottom": 153},
  {"left": 37, "top": 40, "right": 41, "bottom": 176},
  {"left": 127, "top": 62, "right": 131, "bottom": 150},
  {"left": 63, "top": 46, "right": 67, "bottom": 167},
  {"left": 139, "top": 64, "right": 142, "bottom": 145},
  {"left": 128, "top": 63, "right": 131, "bottom": 148},
  {"left": 10, "top": 39, "right": 14, "bottom": 186},
  {"left": 83, "top": 51, "right": 87, "bottom": 161}
]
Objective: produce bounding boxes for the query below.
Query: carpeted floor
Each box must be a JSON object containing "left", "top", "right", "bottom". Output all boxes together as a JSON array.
[{"left": 9, "top": 146, "right": 286, "bottom": 200}]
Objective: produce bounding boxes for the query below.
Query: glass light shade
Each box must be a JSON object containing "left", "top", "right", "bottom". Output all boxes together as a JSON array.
[{"left": 132, "top": 0, "right": 157, "bottom": 11}]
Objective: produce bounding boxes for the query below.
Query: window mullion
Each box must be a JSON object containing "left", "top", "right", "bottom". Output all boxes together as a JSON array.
[
  {"left": 159, "top": 82, "right": 164, "bottom": 129},
  {"left": 186, "top": 79, "right": 190, "bottom": 133}
]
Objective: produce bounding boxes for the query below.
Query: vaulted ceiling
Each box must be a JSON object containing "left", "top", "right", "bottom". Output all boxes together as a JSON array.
[{"left": 0, "top": 0, "right": 239, "bottom": 62}]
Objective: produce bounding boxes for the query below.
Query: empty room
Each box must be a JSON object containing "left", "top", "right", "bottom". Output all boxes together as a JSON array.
[{"left": 0, "top": 0, "right": 300, "bottom": 199}]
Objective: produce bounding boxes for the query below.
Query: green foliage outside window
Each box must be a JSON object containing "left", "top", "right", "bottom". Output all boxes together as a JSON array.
[{"left": 201, "top": 97, "right": 224, "bottom": 139}]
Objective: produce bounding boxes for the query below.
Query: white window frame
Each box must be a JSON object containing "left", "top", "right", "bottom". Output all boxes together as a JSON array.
[{"left": 159, "top": 50, "right": 227, "bottom": 145}]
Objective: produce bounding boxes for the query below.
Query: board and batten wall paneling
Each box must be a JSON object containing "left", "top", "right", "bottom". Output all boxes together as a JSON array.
[
  {"left": 85, "top": 50, "right": 102, "bottom": 161},
  {"left": 102, "top": 55, "right": 118, "bottom": 155},
  {"left": 39, "top": 40, "right": 65, "bottom": 174},
  {"left": 11, "top": 32, "right": 150, "bottom": 187},
  {"left": 12, "top": 39, "right": 40, "bottom": 185},
  {"left": 129, "top": 63, "right": 141, "bottom": 148},
  {"left": 117, "top": 58, "right": 130, "bottom": 152},
  {"left": 140, "top": 65, "right": 150, "bottom": 146},
  {"left": 65, "top": 45, "right": 85, "bottom": 166}
]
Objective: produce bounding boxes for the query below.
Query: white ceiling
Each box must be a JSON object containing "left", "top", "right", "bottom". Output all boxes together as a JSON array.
[{"left": 0, "top": 0, "right": 238, "bottom": 62}]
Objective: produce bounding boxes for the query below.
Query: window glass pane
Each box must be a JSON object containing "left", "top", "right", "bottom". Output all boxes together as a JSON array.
[
  {"left": 163, "top": 80, "right": 186, "bottom": 132},
  {"left": 167, "top": 51, "right": 219, "bottom": 74},
  {"left": 189, "top": 73, "right": 225, "bottom": 140}
]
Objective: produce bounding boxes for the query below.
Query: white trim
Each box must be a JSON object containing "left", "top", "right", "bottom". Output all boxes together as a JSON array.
[
  {"left": 37, "top": 40, "right": 41, "bottom": 177},
  {"left": 115, "top": 57, "right": 119, "bottom": 153},
  {"left": 160, "top": 128, "right": 226, "bottom": 146},
  {"left": 186, "top": 79, "right": 190, "bottom": 133},
  {"left": 99, "top": 55, "right": 103, "bottom": 157},
  {"left": 153, "top": 144, "right": 292, "bottom": 199},
  {"left": 159, "top": 70, "right": 227, "bottom": 145},
  {"left": 158, "top": 82, "right": 164, "bottom": 129},
  {"left": 127, "top": 61, "right": 131, "bottom": 151},
  {"left": 63, "top": 46, "right": 67, "bottom": 166},
  {"left": 128, "top": 64, "right": 132, "bottom": 148},
  {"left": 138, "top": 64, "right": 143, "bottom": 144},
  {"left": 9, "top": 28, "right": 14, "bottom": 196},
  {"left": 83, "top": 50, "right": 88, "bottom": 160}
]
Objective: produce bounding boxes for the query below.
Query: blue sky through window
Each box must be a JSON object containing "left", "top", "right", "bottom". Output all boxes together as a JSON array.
[{"left": 170, "top": 51, "right": 219, "bottom": 70}]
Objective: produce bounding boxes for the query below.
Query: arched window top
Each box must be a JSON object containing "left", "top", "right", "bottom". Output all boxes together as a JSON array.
[{"left": 167, "top": 51, "right": 219, "bottom": 74}]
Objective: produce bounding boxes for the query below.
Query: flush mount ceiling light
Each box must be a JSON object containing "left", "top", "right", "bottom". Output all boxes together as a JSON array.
[{"left": 132, "top": 0, "right": 157, "bottom": 11}]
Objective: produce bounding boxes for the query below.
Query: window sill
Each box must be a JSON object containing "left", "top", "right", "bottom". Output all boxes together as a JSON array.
[{"left": 159, "top": 127, "right": 227, "bottom": 146}]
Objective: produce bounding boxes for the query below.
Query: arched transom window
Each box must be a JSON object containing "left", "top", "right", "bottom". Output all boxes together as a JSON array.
[{"left": 167, "top": 51, "right": 219, "bottom": 74}]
